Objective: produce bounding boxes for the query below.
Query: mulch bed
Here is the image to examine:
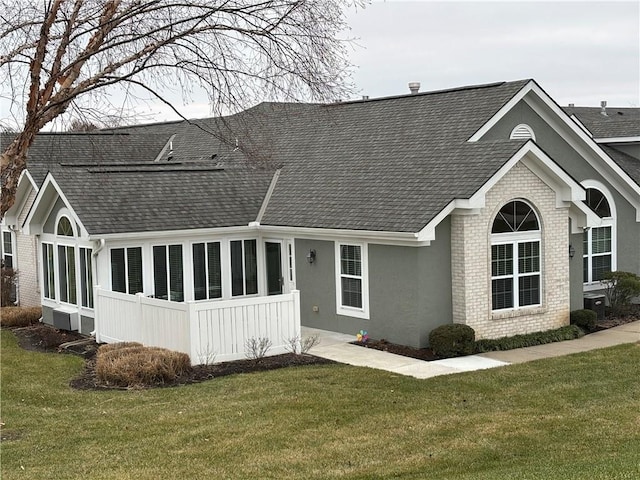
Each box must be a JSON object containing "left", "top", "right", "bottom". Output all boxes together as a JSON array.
[
  {"left": 351, "top": 338, "right": 440, "bottom": 362},
  {"left": 6, "top": 324, "right": 334, "bottom": 391}
]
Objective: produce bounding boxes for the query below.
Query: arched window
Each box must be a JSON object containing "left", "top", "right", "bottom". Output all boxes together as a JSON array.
[
  {"left": 583, "top": 187, "right": 615, "bottom": 283},
  {"left": 57, "top": 216, "right": 74, "bottom": 236},
  {"left": 491, "top": 200, "right": 541, "bottom": 311}
]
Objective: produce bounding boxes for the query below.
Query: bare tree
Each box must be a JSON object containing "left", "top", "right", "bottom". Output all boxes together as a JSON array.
[{"left": 0, "top": 0, "right": 359, "bottom": 215}]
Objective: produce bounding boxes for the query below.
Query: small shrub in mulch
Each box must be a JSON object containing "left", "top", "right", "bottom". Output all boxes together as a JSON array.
[
  {"left": 1, "top": 306, "right": 42, "bottom": 328},
  {"left": 570, "top": 309, "right": 598, "bottom": 333},
  {"left": 96, "top": 344, "right": 192, "bottom": 387},
  {"left": 429, "top": 323, "right": 476, "bottom": 358},
  {"left": 474, "top": 325, "right": 584, "bottom": 353}
]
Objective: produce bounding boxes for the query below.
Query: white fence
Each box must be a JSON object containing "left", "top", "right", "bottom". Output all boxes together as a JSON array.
[{"left": 94, "top": 287, "right": 301, "bottom": 365}]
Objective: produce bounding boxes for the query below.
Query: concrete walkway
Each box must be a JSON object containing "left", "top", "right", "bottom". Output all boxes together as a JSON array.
[{"left": 302, "top": 320, "right": 640, "bottom": 380}]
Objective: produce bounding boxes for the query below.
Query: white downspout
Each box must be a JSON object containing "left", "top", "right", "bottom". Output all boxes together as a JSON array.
[{"left": 90, "top": 239, "right": 105, "bottom": 336}]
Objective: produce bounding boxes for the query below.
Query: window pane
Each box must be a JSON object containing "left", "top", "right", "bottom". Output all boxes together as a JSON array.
[
  {"left": 592, "top": 227, "right": 611, "bottom": 254},
  {"left": 169, "top": 244, "right": 183, "bottom": 302},
  {"left": 67, "top": 246, "right": 76, "bottom": 305},
  {"left": 491, "top": 244, "right": 513, "bottom": 277},
  {"left": 244, "top": 240, "right": 258, "bottom": 295},
  {"left": 341, "top": 277, "right": 362, "bottom": 308},
  {"left": 43, "top": 244, "right": 55, "bottom": 299},
  {"left": 111, "top": 249, "right": 126, "bottom": 293},
  {"left": 86, "top": 249, "right": 93, "bottom": 308},
  {"left": 492, "top": 278, "right": 513, "bottom": 310},
  {"left": 58, "top": 245, "right": 68, "bottom": 302},
  {"left": 341, "top": 245, "right": 361, "bottom": 276},
  {"left": 592, "top": 255, "right": 611, "bottom": 282},
  {"left": 207, "top": 242, "right": 222, "bottom": 299},
  {"left": 518, "top": 242, "right": 540, "bottom": 274},
  {"left": 3, "top": 231, "right": 12, "bottom": 254},
  {"left": 519, "top": 275, "right": 540, "bottom": 306},
  {"left": 492, "top": 201, "right": 539, "bottom": 233},
  {"left": 127, "top": 248, "right": 143, "bottom": 294},
  {"left": 193, "top": 243, "right": 206, "bottom": 301},
  {"left": 231, "top": 240, "right": 243, "bottom": 296},
  {"left": 585, "top": 189, "right": 611, "bottom": 218},
  {"left": 57, "top": 216, "right": 74, "bottom": 236},
  {"left": 153, "top": 246, "right": 168, "bottom": 300},
  {"left": 583, "top": 257, "right": 589, "bottom": 283}
]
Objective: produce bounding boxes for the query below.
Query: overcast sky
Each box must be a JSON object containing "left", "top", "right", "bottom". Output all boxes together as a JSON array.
[
  {"left": 2, "top": 0, "right": 638, "bottom": 127},
  {"left": 343, "top": 0, "right": 639, "bottom": 107},
  {"left": 144, "top": 0, "right": 638, "bottom": 122}
]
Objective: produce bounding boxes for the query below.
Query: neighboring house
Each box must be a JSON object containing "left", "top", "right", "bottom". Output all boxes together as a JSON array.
[{"left": 7, "top": 79, "right": 640, "bottom": 354}]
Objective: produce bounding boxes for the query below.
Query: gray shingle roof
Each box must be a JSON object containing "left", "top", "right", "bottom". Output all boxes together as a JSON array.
[
  {"left": 50, "top": 163, "right": 274, "bottom": 235},
  {"left": 601, "top": 145, "right": 640, "bottom": 186},
  {"left": 564, "top": 106, "right": 640, "bottom": 138},
  {"left": 21, "top": 79, "right": 538, "bottom": 235}
]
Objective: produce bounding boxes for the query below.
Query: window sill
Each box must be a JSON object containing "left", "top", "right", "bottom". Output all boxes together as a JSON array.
[
  {"left": 492, "top": 305, "right": 546, "bottom": 320},
  {"left": 337, "top": 307, "right": 369, "bottom": 320}
]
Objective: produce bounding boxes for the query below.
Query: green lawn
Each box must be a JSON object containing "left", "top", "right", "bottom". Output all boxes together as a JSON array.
[{"left": 1, "top": 329, "right": 639, "bottom": 480}]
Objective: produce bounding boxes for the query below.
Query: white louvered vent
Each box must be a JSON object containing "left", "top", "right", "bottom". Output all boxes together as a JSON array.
[{"left": 510, "top": 124, "right": 536, "bottom": 141}]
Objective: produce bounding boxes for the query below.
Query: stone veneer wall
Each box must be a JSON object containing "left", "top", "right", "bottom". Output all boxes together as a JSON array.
[
  {"left": 16, "top": 189, "right": 41, "bottom": 307},
  {"left": 451, "top": 162, "right": 570, "bottom": 339}
]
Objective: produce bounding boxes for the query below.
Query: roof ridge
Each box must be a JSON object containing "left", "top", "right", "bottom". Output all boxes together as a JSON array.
[{"left": 334, "top": 79, "right": 532, "bottom": 106}]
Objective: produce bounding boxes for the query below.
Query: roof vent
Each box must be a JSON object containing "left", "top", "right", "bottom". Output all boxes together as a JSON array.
[
  {"left": 510, "top": 124, "right": 536, "bottom": 141},
  {"left": 362, "top": 95, "right": 369, "bottom": 101},
  {"left": 600, "top": 100, "right": 607, "bottom": 116},
  {"left": 408, "top": 82, "right": 420, "bottom": 94},
  {"left": 568, "top": 103, "right": 575, "bottom": 107}
]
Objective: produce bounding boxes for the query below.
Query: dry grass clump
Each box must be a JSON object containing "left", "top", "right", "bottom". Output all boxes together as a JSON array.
[
  {"left": 96, "top": 343, "right": 192, "bottom": 387},
  {"left": 0, "top": 306, "right": 42, "bottom": 327}
]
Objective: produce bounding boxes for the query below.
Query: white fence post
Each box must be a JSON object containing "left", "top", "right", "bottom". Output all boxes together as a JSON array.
[{"left": 187, "top": 301, "right": 200, "bottom": 366}]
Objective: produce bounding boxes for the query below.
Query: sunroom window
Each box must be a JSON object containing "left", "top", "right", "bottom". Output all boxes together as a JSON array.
[
  {"left": 111, "top": 247, "right": 143, "bottom": 294},
  {"left": 491, "top": 200, "right": 541, "bottom": 311},
  {"left": 230, "top": 240, "right": 258, "bottom": 296},
  {"left": 153, "top": 244, "right": 184, "bottom": 302},
  {"left": 193, "top": 242, "right": 222, "bottom": 300}
]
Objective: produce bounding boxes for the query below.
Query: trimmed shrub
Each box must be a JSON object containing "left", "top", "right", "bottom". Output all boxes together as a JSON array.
[
  {"left": 0, "top": 306, "right": 42, "bottom": 327},
  {"left": 96, "top": 343, "right": 192, "bottom": 387},
  {"left": 474, "top": 325, "right": 584, "bottom": 353},
  {"left": 1, "top": 267, "right": 17, "bottom": 306},
  {"left": 602, "top": 271, "right": 640, "bottom": 315},
  {"left": 429, "top": 323, "right": 475, "bottom": 358},
  {"left": 570, "top": 309, "right": 598, "bottom": 332}
]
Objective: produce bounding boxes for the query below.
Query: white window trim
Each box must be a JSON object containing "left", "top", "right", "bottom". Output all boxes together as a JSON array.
[
  {"left": 582, "top": 181, "right": 617, "bottom": 288},
  {"left": 55, "top": 210, "right": 78, "bottom": 237},
  {"left": 79, "top": 247, "right": 94, "bottom": 309},
  {"left": 109, "top": 246, "right": 143, "bottom": 295},
  {"left": 229, "top": 238, "right": 259, "bottom": 298},
  {"left": 335, "top": 242, "right": 370, "bottom": 320},
  {"left": 491, "top": 236, "right": 542, "bottom": 311},
  {"left": 42, "top": 241, "right": 56, "bottom": 301},
  {"left": 151, "top": 243, "right": 185, "bottom": 302},
  {"left": 191, "top": 240, "right": 223, "bottom": 301},
  {"left": 56, "top": 242, "right": 77, "bottom": 306},
  {"left": 1, "top": 228, "right": 16, "bottom": 270}
]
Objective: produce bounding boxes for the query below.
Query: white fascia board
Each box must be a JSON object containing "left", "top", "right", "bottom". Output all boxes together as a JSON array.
[
  {"left": 593, "top": 136, "right": 640, "bottom": 144},
  {"left": 522, "top": 92, "right": 640, "bottom": 219},
  {"left": 4, "top": 170, "right": 37, "bottom": 226},
  {"left": 468, "top": 80, "right": 536, "bottom": 142},
  {"left": 23, "top": 173, "right": 89, "bottom": 237},
  {"left": 258, "top": 224, "right": 429, "bottom": 247},
  {"left": 89, "top": 224, "right": 260, "bottom": 242}
]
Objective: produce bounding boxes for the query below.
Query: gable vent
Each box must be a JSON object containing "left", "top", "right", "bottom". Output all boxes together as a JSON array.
[{"left": 510, "top": 124, "right": 536, "bottom": 141}]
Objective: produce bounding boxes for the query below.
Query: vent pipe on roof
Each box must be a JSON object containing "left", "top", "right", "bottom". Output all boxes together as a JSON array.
[
  {"left": 600, "top": 100, "right": 607, "bottom": 116},
  {"left": 362, "top": 95, "right": 369, "bottom": 101},
  {"left": 408, "top": 82, "right": 420, "bottom": 94},
  {"left": 568, "top": 103, "right": 575, "bottom": 107}
]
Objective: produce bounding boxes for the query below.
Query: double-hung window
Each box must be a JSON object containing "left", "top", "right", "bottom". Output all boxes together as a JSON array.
[
  {"left": 491, "top": 200, "right": 541, "bottom": 311},
  {"left": 111, "top": 247, "right": 143, "bottom": 294},
  {"left": 193, "top": 242, "right": 222, "bottom": 300},
  {"left": 583, "top": 187, "right": 614, "bottom": 283},
  {"left": 335, "top": 243, "right": 369, "bottom": 319},
  {"left": 153, "top": 244, "right": 184, "bottom": 302},
  {"left": 230, "top": 240, "right": 258, "bottom": 296},
  {"left": 2, "top": 231, "right": 14, "bottom": 268}
]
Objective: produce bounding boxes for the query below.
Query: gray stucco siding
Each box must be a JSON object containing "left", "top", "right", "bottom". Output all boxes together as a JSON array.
[
  {"left": 296, "top": 219, "right": 453, "bottom": 348},
  {"left": 42, "top": 197, "right": 67, "bottom": 234},
  {"left": 483, "top": 101, "right": 640, "bottom": 278}
]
